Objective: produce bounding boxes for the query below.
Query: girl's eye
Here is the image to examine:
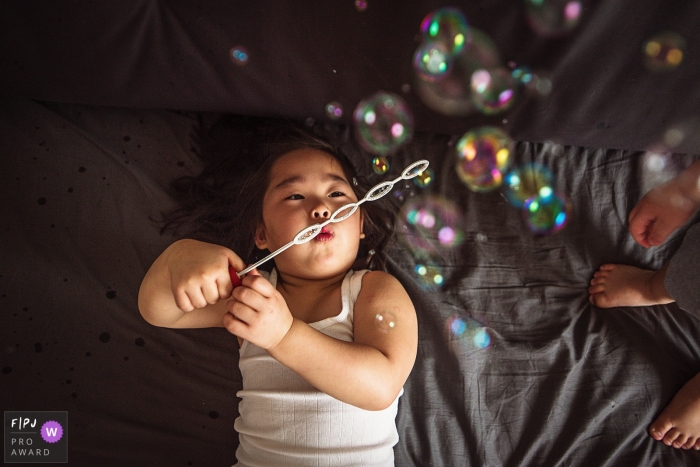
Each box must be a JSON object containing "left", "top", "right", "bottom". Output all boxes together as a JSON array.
[
  {"left": 287, "top": 194, "right": 304, "bottom": 200},
  {"left": 329, "top": 191, "right": 345, "bottom": 198}
]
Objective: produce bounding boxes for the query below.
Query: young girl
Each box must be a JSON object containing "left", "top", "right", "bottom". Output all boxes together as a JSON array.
[{"left": 138, "top": 116, "right": 418, "bottom": 466}]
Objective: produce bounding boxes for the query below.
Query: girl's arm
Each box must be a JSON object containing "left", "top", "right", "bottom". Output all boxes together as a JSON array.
[
  {"left": 138, "top": 239, "right": 245, "bottom": 329},
  {"left": 225, "top": 270, "right": 418, "bottom": 411}
]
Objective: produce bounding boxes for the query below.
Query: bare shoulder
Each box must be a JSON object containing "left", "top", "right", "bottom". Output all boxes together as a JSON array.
[
  {"left": 354, "top": 269, "right": 417, "bottom": 382},
  {"left": 358, "top": 270, "right": 408, "bottom": 295},
  {"left": 355, "top": 270, "right": 416, "bottom": 336}
]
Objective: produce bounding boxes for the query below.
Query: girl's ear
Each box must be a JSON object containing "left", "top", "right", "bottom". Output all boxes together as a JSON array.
[
  {"left": 359, "top": 210, "right": 365, "bottom": 239},
  {"left": 254, "top": 223, "right": 268, "bottom": 250}
]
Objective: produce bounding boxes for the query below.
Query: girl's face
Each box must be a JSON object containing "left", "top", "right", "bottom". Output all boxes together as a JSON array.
[{"left": 255, "top": 149, "right": 364, "bottom": 279}]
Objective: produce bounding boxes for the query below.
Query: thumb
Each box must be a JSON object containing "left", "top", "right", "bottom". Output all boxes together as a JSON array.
[{"left": 247, "top": 267, "right": 261, "bottom": 277}]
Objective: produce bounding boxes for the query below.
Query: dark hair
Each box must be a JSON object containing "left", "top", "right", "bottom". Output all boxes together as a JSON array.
[{"left": 161, "top": 115, "right": 397, "bottom": 271}]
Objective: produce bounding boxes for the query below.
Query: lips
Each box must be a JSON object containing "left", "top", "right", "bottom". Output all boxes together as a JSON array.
[{"left": 314, "top": 227, "right": 334, "bottom": 242}]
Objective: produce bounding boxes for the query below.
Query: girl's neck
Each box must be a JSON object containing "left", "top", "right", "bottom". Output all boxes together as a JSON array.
[
  {"left": 275, "top": 269, "right": 349, "bottom": 324},
  {"left": 275, "top": 268, "right": 348, "bottom": 294}
]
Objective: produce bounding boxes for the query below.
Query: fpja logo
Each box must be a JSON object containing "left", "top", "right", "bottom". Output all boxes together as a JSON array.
[{"left": 4, "top": 411, "right": 68, "bottom": 463}]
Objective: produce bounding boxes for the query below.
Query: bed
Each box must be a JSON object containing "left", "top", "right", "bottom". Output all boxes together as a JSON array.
[{"left": 2, "top": 1, "right": 700, "bottom": 466}]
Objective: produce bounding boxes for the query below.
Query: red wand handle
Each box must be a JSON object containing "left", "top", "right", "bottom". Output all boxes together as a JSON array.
[{"left": 228, "top": 266, "right": 243, "bottom": 289}]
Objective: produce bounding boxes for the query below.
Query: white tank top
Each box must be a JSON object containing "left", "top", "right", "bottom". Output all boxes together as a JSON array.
[{"left": 233, "top": 269, "right": 402, "bottom": 467}]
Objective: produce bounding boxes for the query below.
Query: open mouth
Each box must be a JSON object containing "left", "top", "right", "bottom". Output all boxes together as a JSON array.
[{"left": 314, "top": 227, "right": 334, "bottom": 242}]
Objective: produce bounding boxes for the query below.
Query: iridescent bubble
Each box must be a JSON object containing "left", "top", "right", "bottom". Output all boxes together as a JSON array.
[
  {"left": 643, "top": 32, "right": 685, "bottom": 72},
  {"left": 372, "top": 156, "right": 389, "bottom": 174},
  {"left": 502, "top": 163, "right": 554, "bottom": 208},
  {"left": 375, "top": 310, "right": 396, "bottom": 332},
  {"left": 355, "top": 0, "right": 368, "bottom": 12},
  {"left": 230, "top": 46, "right": 250, "bottom": 65},
  {"left": 413, "top": 28, "right": 501, "bottom": 117},
  {"left": 470, "top": 67, "right": 519, "bottom": 115},
  {"left": 413, "top": 41, "right": 454, "bottom": 82},
  {"left": 413, "top": 167, "right": 434, "bottom": 188},
  {"left": 524, "top": 0, "right": 583, "bottom": 38},
  {"left": 445, "top": 316, "right": 492, "bottom": 350},
  {"left": 398, "top": 194, "right": 466, "bottom": 260},
  {"left": 354, "top": 91, "right": 414, "bottom": 155},
  {"left": 414, "top": 263, "right": 445, "bottom": 288},
  {"left": 455, "top": 126, "right": 512, "bottom": 192},
  {"left": 420, "top": 7, "right": 470, "bottom": 55},
  {"left": 447, "top": 316, "right": 468, "bottom": 337},
  {"left": 522, "top": 188, "right": 571, "bottom": 234},
  {"left": 511, "top": 65, "right": 534, "bottom": 85},
  {"left": 325, "top": 101, "right": 343, "bottom": 120},
  {"left": 473, "top": 328, "right": 491, "bottom": 349}
]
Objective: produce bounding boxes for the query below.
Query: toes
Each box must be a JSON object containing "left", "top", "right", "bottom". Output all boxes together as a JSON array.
[
  {"left": 672, "top": 433, "right": 689, "bottom": 449},
  {"left": 681, "top": 437, "right": 697, "bottom": 450},
  {"left": 598, "top": 264, "right": 615, "bottom": 272},
  {"left": 649, "top": 417, "right": 674, "bottom": 441},
  {"left": 663, "top": 428, "right": 682, "bottom": 446}
]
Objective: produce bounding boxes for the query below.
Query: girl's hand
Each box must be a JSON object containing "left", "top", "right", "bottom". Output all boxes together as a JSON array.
[
  {"left": 223, "top": 270, "right": 294, "bottom": 350},
  {"left": 167, "top": 239, "right": 245, "bottom": 312}
]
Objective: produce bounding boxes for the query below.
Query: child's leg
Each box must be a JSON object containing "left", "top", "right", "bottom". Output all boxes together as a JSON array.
[
  {"left": 590, "top": 223, "right": 700, "bottom": 449},
  {"left": 588, "top": 263, "right": 673, "bottom": 308},
  {"left": 648, "top": 223, "right": 700, "bottom": 449}
]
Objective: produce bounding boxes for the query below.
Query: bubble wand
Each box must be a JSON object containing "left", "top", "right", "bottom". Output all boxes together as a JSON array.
[{"left": 229, "top": 159, "right": 430, "bottom": 284}]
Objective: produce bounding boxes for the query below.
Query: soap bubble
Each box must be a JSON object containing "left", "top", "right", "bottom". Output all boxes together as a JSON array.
[
  {"left": 413, "top": 41, "right": 454, "bottom": 82},
  {"left": 522, "top": 188, "right": 571, "bottom": 234},
  {"left": 375, "top": 310, "right": 396, "bottom": 332},
  {"left": 414, "top": 263, "right": 445, "bottom": 288},
  {"left": 398, "top": 194, "right": 466, "bottom": 259},
  {"left": 471, "top": 67, "right": 519, "bottom": 115},
  {"left": 524, "top": 0, "right": 583, "bottom": 37},
  {"left": 511, "top": 65, "right": 535, "bottom": 85},
  {"left": 413, "top": 167, "right": 435, "bottom": 188},
  {"left": 420, "top": 7, "right": 470, "bottom": 55},
  {"left": 354, "top": 92, "right": 414, "bottom": 155},
  {"left": 230, "top": 46, "right": 250, "bottom": 65},
  {"left": 372, "top": 156, "right": 389, "bottom": 174},
  {"left": 643, "top": 32, "right": 685, "bottom": 72},
  {"left": 414, "top": 28, "right": 501, "bottom": 117},
  {"left": 445, "top": 315, "right": 492, "bottom": 349},
  {"left": 455, "top": 126, "right": 513, "bottom": 192},
  {"left": 502, "top": 163, "right": 554, "bottom": 208},
  {"left": 325, "top": 101, "right": 343, "bottom": 120},
  {"left": 355, "top": 0, "right": 368, "bottom": 12}
]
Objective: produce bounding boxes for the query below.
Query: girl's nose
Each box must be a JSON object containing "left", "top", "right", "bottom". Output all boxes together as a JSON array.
[{"left": 312, "top": 205, "right": 330, "bottom": 219}]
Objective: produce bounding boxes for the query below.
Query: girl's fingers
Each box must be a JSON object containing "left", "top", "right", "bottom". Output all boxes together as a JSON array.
[
  {"left": 173, "top": 290, "right": 194, "bottom": 312},
  {"left": 201, "top": 280, "right": 222, "bottom": 305},
  {"left": 227, "top": 299, "right": 257, "bottom": 324}
]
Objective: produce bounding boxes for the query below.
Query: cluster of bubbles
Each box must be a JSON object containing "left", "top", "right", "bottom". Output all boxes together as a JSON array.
[
  {"left": 524, "top": 0, "right": 583, "bottom": 38},
  {"left": 503, "top": 162, "right": 571, "bottom": 234},
  {"left": 643, "top": 32, "right": 685, "bottom": 72},
  {"left": 412, "top": 7, "right": 557, "bottom": 118},
  {"left": 353, "top": 91, "right": 414, "bottom": 156},
  {"left": 446, "top": 315, "right": 492, "bottom": 350}
]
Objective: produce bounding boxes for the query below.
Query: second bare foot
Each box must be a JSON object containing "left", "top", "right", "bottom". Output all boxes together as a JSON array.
[
  {"left": 588, "top": 263, "right": 674, "bottom": 308},
  {"left": 649, "top": 372, "right": 700, "bottom": 450}
]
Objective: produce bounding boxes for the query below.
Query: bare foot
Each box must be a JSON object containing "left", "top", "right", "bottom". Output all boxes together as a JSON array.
[
  {"left": 649, "top": 372, "right": 700, "bottom": 450},
  {"left": 588, "top": 263, "right": 674, "bottom": 308}
]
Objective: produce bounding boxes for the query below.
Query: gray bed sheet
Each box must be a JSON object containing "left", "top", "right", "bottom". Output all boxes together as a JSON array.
[{"left": 2, "top": 96, "right": 700, "bottom": 466}]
